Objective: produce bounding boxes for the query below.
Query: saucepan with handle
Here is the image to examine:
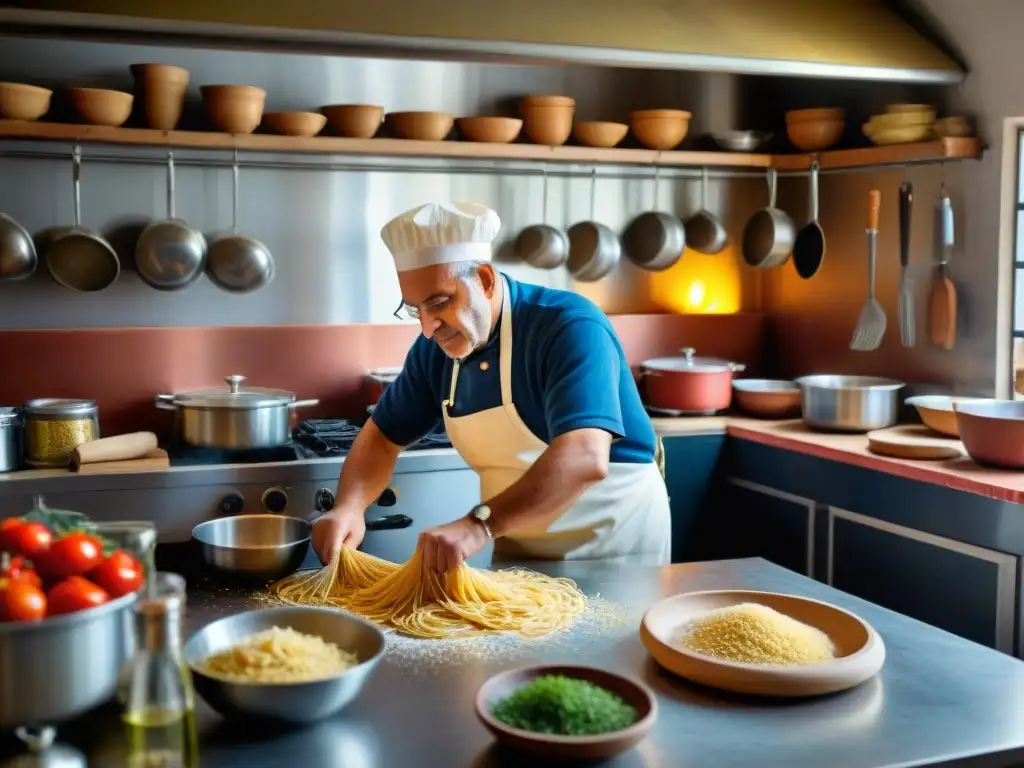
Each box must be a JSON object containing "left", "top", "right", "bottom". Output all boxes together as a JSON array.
[
  {"left": 566, "top": 168, "right": 620, "bottom": 282},
  {"left": 742, "top": 167, "right": 795, "bottom": 269}
]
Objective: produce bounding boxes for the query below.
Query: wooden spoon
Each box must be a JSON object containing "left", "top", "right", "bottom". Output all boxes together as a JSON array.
[{"left": 929, "top": 189, "right": 957, "bottom": 349}]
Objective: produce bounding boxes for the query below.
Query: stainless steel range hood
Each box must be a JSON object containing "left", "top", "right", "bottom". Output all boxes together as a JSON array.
[{"left": 0, "top": 0, "right": 964, "bottom": 84}]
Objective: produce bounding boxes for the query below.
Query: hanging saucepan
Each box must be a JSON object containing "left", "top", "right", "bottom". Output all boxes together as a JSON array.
[
  {"left": 621, "top": 165, "right": 685, "bottom": 272},
  {"left": 46, "top": 146, "right": 120, "bottom": 292},
  {"left": 155, "top": 374, "right": 319, "bottom": 449},
  {"left": 639, "top": 347, "right": 746, "bottom": 414},
  {"left": 566, "top": 168, "right": 621, "bottom": 282},
  {"left": 135, "top": 152, "right": 207, "bottom": 290},
  {"left": 0, "top": 187, "right": 37, "bottom": 280},
  {"left": 792, "top": 158, "right": 826, "bottom": 279},
  {"left": 206, "top": 151, "right": 275, "bottom": 293},
  {"left": 683, "top": 168, "right": 728, "bottom": 255},
  {"left": 515, "top": 165, "right": 568, "bottom": 270},
  {"left": 741, "top": 166, "right": 795, "bottom": 269}
]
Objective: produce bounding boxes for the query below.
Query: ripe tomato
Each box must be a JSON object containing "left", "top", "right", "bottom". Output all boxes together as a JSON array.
[
  {"left": 0, "top": 578, "right": 47, "bottom": 622},
  {"left": 0, "top": 555, "right": 42, "bottom": 589},
  {"left": 7, "top": 522, "right": 52, "bottom": 559},
  {"left": 46, "top": 576, "right": 109, "bottom": 616},
  {"left": 0, "top": 518, "right": 22, "bottom": 553},
  {"left": 37, "top": 532, "right": 103, "bottom": 582},
  {"left": 89, "top": 550, "right": 144, "bottom": 598}
]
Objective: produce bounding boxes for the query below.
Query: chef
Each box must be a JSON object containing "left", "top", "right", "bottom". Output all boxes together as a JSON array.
[{"left": 312, "top": 201, "right": 671, "bottom": 573}]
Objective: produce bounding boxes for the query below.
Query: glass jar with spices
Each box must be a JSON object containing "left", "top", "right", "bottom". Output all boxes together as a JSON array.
[{"left": 23, "top": 398, "right": 99, "bottom": 467}]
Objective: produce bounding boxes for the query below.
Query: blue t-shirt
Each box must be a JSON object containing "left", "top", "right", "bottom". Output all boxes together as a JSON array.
[{"left": 371, "top": 274, "right": 656, "bottom": 464}]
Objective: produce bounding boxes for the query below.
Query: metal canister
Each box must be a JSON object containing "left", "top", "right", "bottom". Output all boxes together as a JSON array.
[
  {"left": 24, "top": 398, "right": 99, "bottom": 467},
  {"left": 0, "top": 407, "right": 20, "bottom": 472}
]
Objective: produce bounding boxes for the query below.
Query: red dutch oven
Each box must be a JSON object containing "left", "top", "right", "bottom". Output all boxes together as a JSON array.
[
  {"left": 639, "top": 347, "right": 746, "bottom": 414},
  {"left": 365, "top": 366, "right": 402, "bottom": 404}
]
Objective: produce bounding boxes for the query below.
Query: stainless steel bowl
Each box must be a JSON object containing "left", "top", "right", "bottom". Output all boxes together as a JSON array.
[
  {"left": 192, "top": 515, "right": 310, "bottom": 582},
  {"left": 0, "top": 591, "right": 136, "bottom": 730},
  {"left": 184, "top": 606, "right": 386, "bottom": 724},
  {"left": 796, "top": 375, "right": 904, "bottom": 432},
  {"left": 712, "top": 130, "right": 772, "bottom": 152}
]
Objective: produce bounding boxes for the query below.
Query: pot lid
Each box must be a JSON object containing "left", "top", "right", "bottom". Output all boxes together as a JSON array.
[
  {"left": 366, "top": 366, "right": 402, "bottom": 381},
  {"left": 25, "top": 398, "right": 97, "bottom": 417},
  {"left": 169, "top": 375, "right": 298, "bottom": 409},
  {"left": 641, "top": 347, "right": 744, "bottom": 373}
]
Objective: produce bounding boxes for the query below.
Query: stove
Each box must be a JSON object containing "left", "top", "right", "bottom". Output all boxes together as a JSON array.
[{"left": 294, "top": 418, "right": 453, "bottom": 457}]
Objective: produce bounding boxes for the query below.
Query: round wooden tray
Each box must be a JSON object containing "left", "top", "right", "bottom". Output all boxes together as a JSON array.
[{"left": 640, "top": 590, "right": 885, "bottom": 697}]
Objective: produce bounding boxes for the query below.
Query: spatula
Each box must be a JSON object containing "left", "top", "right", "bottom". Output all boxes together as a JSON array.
[
  {"left": 851, "top": 189, "right": 886, "bottom": 351},
  {"left": 929, "top": 188, "right": 957, "bottom": 349},
  {"left": 898, "top": 181, "right": 915, "bottom": 347}
]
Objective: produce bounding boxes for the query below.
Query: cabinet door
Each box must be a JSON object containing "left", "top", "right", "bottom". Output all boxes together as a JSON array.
[
  {"left": 716, "top": 477, "right": 816, "bottom": 576},
  {"left": 662, "top": 434, "right": 724, "bottom": 563},
  {"left": 828, "top": 507, "right": 1018, "bottom": 653}
]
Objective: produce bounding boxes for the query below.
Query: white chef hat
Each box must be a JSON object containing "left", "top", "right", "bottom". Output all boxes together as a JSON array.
[{"left": 380, "top": 202, "right": 501, "bottom": 273}]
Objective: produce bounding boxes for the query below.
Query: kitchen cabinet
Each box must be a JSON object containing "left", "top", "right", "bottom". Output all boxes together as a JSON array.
[
  {"left": 661, "top": 433, "right": 725, "bottom": 563},
  {"left": 718, "top": 436, "right": 1024, "bottom": 656}
]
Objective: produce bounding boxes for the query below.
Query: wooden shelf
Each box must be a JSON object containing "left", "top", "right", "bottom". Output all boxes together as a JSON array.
[{"left": 0, "top": 120, "right": 982, "bottom": 172}]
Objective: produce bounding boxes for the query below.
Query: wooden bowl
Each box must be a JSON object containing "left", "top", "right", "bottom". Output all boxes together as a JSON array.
[
  {"left": 953, "top": 400, "right": 1024, "bottom": 468},
  {"left": 456, "top": 116, "right": 522, "bottom": 144},
  {"left": 641, "top": 590, "right": 885, "bottom": 697},
  {"left": 130, "top": 63, "right": 189, "bottom": 130},
  {"left": 475, "top": 664, "right": 657, "bottom": 761},
  {"left": 787, "top": 118, "right": 844, "bottom": 151},
  {"left": 732, "top": 380, "right": 802, "bottom": 419},
  {"left": 520, "top": 95, "right": 575, "bottom": 146},
  {"left": 321, "top": 104, "right": 383, "bottom": 138},
  {"left": 573, "top": 121, "right": 629, "bottom": 148},
  {"left": 0, "top": 82, "right": 51, "bottom": 121},
  {"left": 263, "top": 111, "right": 327, "bottom": 137},
  {"left": 388, "top": 111, "right": 453, "bottom": 141},
  {"left": 905, "top": 395, "right": 988, "bottom": 437},
  {"left": 68, "top": 88, "right": 133, "bottom": 127},
  {"left": 629, "top": 109, "right": 691, "bottom": 150},
  {"left": 785, "top": 108, "right": 845, "bottom": 124},
  {"left": 201, "top": 85, "right": 266, "bottom": 135}
]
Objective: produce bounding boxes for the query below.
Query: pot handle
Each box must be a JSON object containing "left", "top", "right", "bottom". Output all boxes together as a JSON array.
[
  {"left": 729, "top": 363, "right": 747, "bottom": 373},
  {"left": 289, "top": 399, "right": 320, "bottom": 409},
  {"left": 366, "top": 513, "right": 413, "bottom": 531},
  {"left": 154, "top": 394, "right": 176, "bottom": 411}
]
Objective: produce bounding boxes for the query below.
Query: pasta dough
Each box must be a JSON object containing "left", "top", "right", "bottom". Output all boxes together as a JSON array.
[
  {"left": 197, "top": 626, "right": 358, "bottom": 683},
  {"left": 271, "top": 546, "right": 587, "bottom": 639}
]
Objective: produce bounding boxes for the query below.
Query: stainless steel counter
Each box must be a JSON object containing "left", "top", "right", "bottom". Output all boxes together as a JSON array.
[{"left": 3, "top": 557, "right": 1024, "bottom": 767}]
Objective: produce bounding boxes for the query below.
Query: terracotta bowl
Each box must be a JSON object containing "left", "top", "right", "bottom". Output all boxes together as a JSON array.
[
  {"left": 388, "top": 111, "right": 453, "bottom": 141},
  {"left": 321, "top": 104, "right": 383, "bottom": 139},
  {"left": 629, "top": 109, "right": 691, "bottom": 150},
  {"left": 905, "top": 395, "right": 989, "bottom": 437},
  {"left": 263, "top": 111, "right": 327, "bottom": 137},
  {"left": 201, "top": 85, "right": 266, "bottom": 135},
  {"left": 68, "top": 88, "right": 133, "bottom": 127},
  {"left": 785, "top": 108, "right": 845, "bottom": 124},
  {"left": 641, "top": 590, "right": 886, "bottom": 697},
  {"left": 475, "top": 664, "right": 657, "bottom": 761},
  {"left": 456, "top": 116, "right": 522, "bottom": 144},
  {"left": 0, "top": 82, "right": 51, "bottom": 121},
  {"left": 732, "top": 379, "right": 802, "bottom": 419},
  {"left": 573, "top": 120, "right": 629, "bottom": 148},
  {"left": 130, "top": 63, "right": 189, "bottom": 130},
  {"left": 519, "top": 95, "right": 575, "bottom": 146},
  {"left": 953, "top": 400, "right": 1024, "bottom": 468}
]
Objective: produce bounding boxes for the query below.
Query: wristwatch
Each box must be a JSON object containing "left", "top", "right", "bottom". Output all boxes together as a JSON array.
[{"left": 469, "top": 504, "right": 493, "bottom": 540}]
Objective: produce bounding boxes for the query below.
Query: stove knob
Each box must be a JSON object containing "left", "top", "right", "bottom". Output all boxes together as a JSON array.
[
  {"left": 262, "top": 487, "right": 289, "bottom": 514},
  {"left": 219, "top": 492, "right": 245, "bottom": 516},
  {"left": 314, "top": 488, "right": 336, "bottom": 513}
]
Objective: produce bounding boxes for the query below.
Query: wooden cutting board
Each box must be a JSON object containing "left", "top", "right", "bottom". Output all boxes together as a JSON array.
[
  {"left": 867, "top": 425, "right": 964, "bottom": 460},
  {"left": 73, "top": 449, "right": 170, "bottom": 474}
]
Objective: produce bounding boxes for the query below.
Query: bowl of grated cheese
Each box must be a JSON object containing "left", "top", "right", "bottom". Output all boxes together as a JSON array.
[{"left": 640, "top": 590, "right": 885, "bottom": 697}]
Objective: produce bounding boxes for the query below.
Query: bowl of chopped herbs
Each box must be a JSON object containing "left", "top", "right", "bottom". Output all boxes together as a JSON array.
[{"left": 475, "top": 664, "right": 657, "bottom": 760}]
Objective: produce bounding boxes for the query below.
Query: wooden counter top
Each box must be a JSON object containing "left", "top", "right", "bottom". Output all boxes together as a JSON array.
[{"left": 726, "top": 417, "right": 1024, "bottom": 504}]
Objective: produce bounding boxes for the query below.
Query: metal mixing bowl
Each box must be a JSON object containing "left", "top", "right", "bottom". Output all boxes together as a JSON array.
[
  {"left": 797, "top": 375, "right": 904, "bottom": 432},
  {"left": 191, "top": 514, "right": 310, "bottom": 582},
  {"left": 184, "top": 606, "right": 386, "bottom": 723}
]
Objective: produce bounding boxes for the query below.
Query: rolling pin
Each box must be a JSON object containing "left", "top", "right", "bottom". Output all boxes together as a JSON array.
[{"left": 72, "top": 432, "right": 159, "bottom": 468}]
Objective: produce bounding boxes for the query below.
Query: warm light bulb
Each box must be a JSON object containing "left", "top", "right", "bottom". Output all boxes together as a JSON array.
[{"left": 686, "top": 280, "right": 706, "bottom": 308}]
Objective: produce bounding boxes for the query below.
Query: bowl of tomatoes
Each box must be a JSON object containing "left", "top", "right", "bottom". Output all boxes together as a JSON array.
[{"left": 0, "top": 504, "right": 148, "bottom": 730}]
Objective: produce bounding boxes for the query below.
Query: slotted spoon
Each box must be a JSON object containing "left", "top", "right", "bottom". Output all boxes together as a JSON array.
[{"left": 851, "top": 188, "right": 886, "bottom": 351}]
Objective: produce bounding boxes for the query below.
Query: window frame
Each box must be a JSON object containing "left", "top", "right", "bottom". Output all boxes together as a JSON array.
[{"left": 998, "top": 118, "right": 1024, "bottom": 399}]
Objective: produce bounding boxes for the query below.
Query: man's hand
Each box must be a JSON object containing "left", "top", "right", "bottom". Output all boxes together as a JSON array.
[
  {"left": 312, "top": 507, "right": 367, "bottom": 565},
  {"left": 419, "top": 516, "right": 490, "bottom": 574}
]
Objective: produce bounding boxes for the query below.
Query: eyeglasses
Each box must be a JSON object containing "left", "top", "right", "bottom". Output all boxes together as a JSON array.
[{"left": 392, "top": 295, "right": 454, "bottom": 321}]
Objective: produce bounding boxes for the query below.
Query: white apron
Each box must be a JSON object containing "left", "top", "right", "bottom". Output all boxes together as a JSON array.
[{"left": 441, "top": 279, "right": 672, "bottom": 565}]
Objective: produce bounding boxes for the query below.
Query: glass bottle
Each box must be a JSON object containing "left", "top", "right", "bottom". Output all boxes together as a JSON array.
[{"left": 121, "top": 574, "right": 198, "bottom": 768}]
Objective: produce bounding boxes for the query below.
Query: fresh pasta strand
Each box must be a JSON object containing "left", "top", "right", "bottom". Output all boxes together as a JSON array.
[{"left": 271, "top": 545, "right": 587, "bottom": 639}]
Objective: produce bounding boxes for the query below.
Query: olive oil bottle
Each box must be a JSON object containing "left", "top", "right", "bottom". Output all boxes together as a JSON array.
[{"left": 122, "top": 573, "right": 198, "bottom": 768}]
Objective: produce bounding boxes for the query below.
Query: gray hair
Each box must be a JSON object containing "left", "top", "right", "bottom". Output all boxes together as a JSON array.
[{"left": 447, "top": 260, "right": 488, "bottom": 280}]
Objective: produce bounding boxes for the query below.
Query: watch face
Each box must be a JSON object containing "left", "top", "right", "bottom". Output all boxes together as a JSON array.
[{"left": 474, "top": 504, "right": 491, "bottom": 521}]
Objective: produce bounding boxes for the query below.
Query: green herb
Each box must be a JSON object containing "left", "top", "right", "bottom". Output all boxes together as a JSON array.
[
  {"left": 490, "top": 674, "right": 637, "bottom": 736},
  {"left": 21, "top": 504, "right": 118, "bottom": 555}
]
